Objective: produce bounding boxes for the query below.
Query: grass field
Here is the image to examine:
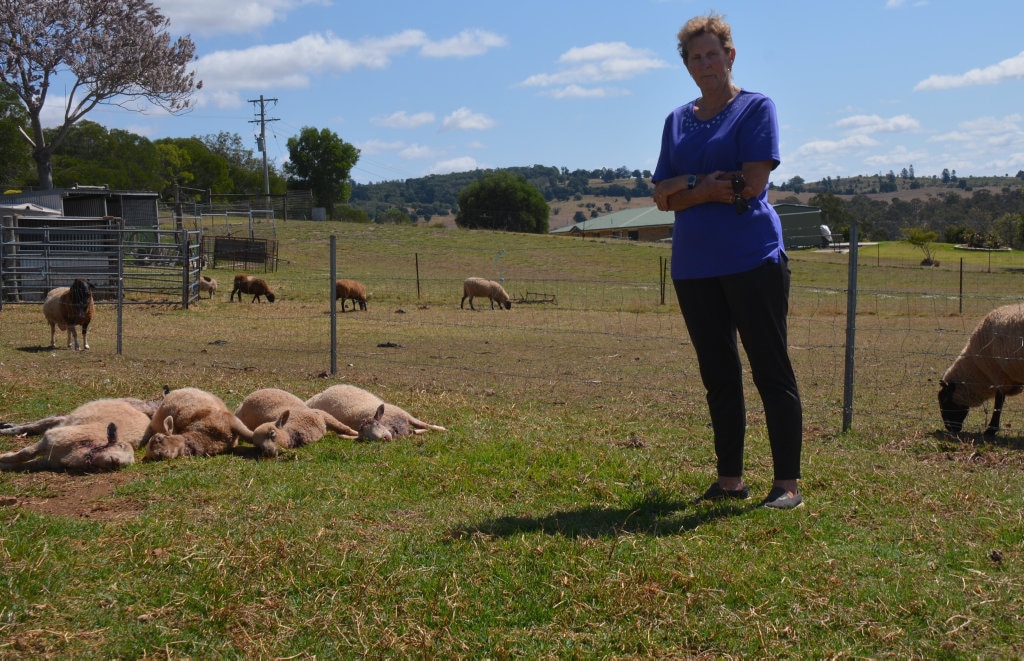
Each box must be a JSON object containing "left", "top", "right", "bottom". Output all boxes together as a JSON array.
[{"left": 1, "top": 222, "right": 1023, "bottom": 658}]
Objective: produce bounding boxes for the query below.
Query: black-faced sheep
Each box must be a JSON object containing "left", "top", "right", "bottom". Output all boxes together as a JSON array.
[
  {"left": 0, "top": 399, "right": 151, "bottom": 472},
  {"left": 43, "top": 278, "right": 95, "bottom": 350},
  {"left": 461, "top": 277, "right": 511, "bottom": 310},
  {"left": 305, "top": 384, "right": 447, "bottom": 442},
  {"left": 199, "top": 275, "right": 218, "bottom": 299},
  {"left": 335, "top": 279, "right": 368, "bottom": 312},
  {"left": 234, "top": 388, "right": 360, "bottom": 457},
  {"left": 939, "top": 303, "right": 1024, "bottom": 435},
  {"left": 143, "top": 387, "right": 254, "bottom": 460},
  {"left": 230, "top": 273, "right": 276, "bottom": 303}
]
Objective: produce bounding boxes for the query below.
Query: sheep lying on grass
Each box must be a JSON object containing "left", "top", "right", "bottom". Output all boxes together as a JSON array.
[
  {"left": 234, "top": 388, "right": 360, "bottom": 457},
  {"left": 199, "top": 275, "right": 218, "bottom": 299},
  {"left": 939, "top": 303, "right": 1024, "bottom": 435},
  {"left": 143, "top": 387, "right": 254, "bottom": 460},
  {"left": 335, "top": 279, "right": 368, "bottom": 312},
  {"left": 230, "top": 273, "right": 276, "bottom": 303},
  {"left": 43, "top": 278, "right": 95, "bottom": 350},
  {"left": 0, "top": 399, "right": 151, "bottom": 472},
  {"left": 0, "top": 395, "right": 163, "bottom": 437},
  {"left": 461, "top": 277, "right": 511, "bottom": 310},
  {"left": 305, "top": 384, "right": 446, "bottom": 442}
]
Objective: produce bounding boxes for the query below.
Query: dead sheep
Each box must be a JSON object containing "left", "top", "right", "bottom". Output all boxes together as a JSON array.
[
  {"left": 0, "top": 399, "right": 152, "bottom": 472},
  {"left": 143, "top": 387, "right": 254, "bottom": 460},
  {"left": 335, "top": 278, "right": 368, "bottom": 312},
  {"left": 461, "top": 277, "right": 511, "bottom": 310},
  {"left": 305, "top": 384, "right": 446, "bottom": 442},
  {"left": 234, "top": 388, "right": 360, "bottom": 457},
  {"left": 0, "top": 394, "right": 164, "bottom": 437},
  {"left": 230, "top": 273, "right": 276, "bottom": 303},
  {"left": 199, "top": 275, "right": 218, "bottom": 299},
  {"left": 43, "top": 278, "right": 95, "bottom": 350},
  {"left": 939, "top": 303, "right": 1024, "bottom": 435}
]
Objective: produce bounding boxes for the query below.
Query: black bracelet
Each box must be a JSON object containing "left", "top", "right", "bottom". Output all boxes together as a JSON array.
[{"left": 731, "top": 174, "right": 749, "bottom": 214}]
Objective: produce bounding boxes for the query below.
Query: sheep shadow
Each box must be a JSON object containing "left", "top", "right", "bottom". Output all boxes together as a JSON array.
[
  {"left": 16, "top": 345, "right": 57, "bottom": 353},
  {"left": 932, "top": 428, "right": 1024, "bottom": 451},
  {"left": 446, "top": 490, "right": 751, "bottom": 540}
]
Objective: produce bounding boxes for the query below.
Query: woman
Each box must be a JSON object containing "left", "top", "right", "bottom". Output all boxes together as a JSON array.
[{"left": 652, "top": 12, "right": 803, "bottom": 509}]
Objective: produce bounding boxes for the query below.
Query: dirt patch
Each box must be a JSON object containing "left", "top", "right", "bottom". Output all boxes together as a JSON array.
[{"left": 0, "top": 470, "right": 143, "bottom": 521}]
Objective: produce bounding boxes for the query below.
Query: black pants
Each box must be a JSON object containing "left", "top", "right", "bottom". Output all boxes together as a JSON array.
[{"left": 673, "top": 259, "right": 802, "bottom": 480}]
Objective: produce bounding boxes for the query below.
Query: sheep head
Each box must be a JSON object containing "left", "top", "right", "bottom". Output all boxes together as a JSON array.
[
  {"left": 251, "top": 409, "right": 290, "bottom": 458},
  {"left": 358, "top": 404, "right": 393, "bottom": 442},
  {"left": 938, "top": 380, "right": 969, "bottom": 433},
  {"left": 144, "top": 415, "right": 189, "bottom": 460}
]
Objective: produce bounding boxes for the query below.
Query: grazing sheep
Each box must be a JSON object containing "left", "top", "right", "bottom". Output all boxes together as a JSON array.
[
  {"left": 0, "top": 399, "right": 151, "bottom": 472},
  {"left": 230, "top": 273, "right": 276, "bottom": 303},
  {"left": 305, "top": 384, "right": 446, "bottom": 442},
  {"left": 143, "top": 387, "right": 254, "bottom": 460},
  {"left": 461, "top": 277, "right": 511, "bottom": 311},
  {"left": 43, "top": 278, "right": 95, "bottom": 350},
  {"left": 335, "top": 279, "right": 368, "bottom": 312},
  {"left": 234, "top": 388, "right": 360, "bottom": 457},
  {"left": 939, "top": 303, "right": 1024, "bottom": 435},
  {"left": 199, "top": 275, "right": 218, "bottom": 299}
]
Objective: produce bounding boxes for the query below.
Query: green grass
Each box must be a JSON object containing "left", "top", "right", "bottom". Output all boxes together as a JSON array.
[{"left": 2, "top": 223, "right": 1024, "bottom": 657}]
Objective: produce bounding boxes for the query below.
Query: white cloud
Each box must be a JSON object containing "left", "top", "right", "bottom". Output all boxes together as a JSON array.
[
  {"left": 441, "top": 107, "right": 496, "bottom": 131},
  {"left": 357, "top": 139, "right": 407, "bottom": 155},
  {"left": 398, "top": 144, "right": 440, "bottom": 160},
  {"left": 158, "top": 0, "right": 327, "bottom": 36},
  {"left": 429, "top": 156, "right": 483, "bottom": 175},
  {"left": 793, "top": 134, "right": 880, "bottom": 159},
  {"left": 915, "top": 51, "right": 1024, "bottom": 90},
  {"left": 834, "top": 114, "right": 920, "bottom": 134},
  {"left": 371, "top": 111, "right": 436, "bottom": 129},
  {"left": 520, "top": 41, "right": 669, "bottom": 92},
  {"left": 419, "top": 29, "right": 507, "bottom": 58},
  {"left": 546, "top": 85, "right": 630, "bottom": 99}
]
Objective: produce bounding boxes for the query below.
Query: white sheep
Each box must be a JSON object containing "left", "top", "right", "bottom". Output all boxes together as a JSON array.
[
  {"left": 939, "top": 303, "right": 1024, "bottom": 435},
  {"left": 234, "top": 388, "right": 360, "bottom": 457},
  {"left": 0, "top": 395, "right": 163, "bottom": 437},
  {"left": 305, "top": 384, "right": 447, "bottom": 442},
  {"left": 143, "top": 387, "right": 254, "bottom": 460},
  {"left": 199, "top": 275, "right": 218, "bottom": 299},
  {"left": 0, "top": 399, "right": 151, "bottom": 472},
  {"left": 461, "top": 277, "right": 512, "bottom": 310}
]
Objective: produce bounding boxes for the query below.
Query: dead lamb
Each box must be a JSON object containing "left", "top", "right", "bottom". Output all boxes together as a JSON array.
[
  {"left": 234, "top": 387, "right": 360, "bottom": 457},
  {"left": 143, "top": 387, "right": 255, "bottom": 460},
  {"left": 939, "top": 303, "right": 1024, "bottom": 435},
  {"left": 305, "top": 384, "right": 447, "bottom": 442},
  {"left": 0, "top": 399, "right": 152, "bottom": 472},
  {"left": 461, "top": 277, "right": 511, "bottom": 310}
]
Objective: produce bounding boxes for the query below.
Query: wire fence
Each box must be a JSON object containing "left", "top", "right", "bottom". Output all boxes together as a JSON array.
[{"left": 4, "top": 234, "right": 1023, "bottom": 442}]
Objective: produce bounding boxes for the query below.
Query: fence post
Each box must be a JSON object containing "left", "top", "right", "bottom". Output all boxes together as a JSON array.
[
  {"left": 181, "top": 230, "right": 190, "bottom": 309},
  {"left": 415, "top": 253, "right": 421, "bottom": 299},
  {"left": 117, "top": 219, "right": 124, "bottom": 355},
  {"left": 330, "top": 234, "right": 337, "bottom": 375},
  {"left": 842, "top": 219, "right": 860, "bottom": 433}
]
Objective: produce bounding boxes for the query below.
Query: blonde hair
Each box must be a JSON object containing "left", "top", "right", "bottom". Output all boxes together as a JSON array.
[{"left": 676, "top": 12, "right": 733, "bottom": 64}]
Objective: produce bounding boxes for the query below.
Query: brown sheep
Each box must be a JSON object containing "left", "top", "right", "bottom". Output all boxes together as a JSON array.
[
  {"left": 142, "top": 387, "right": 254, "bottom": 460},
  {"left": 199, "top": 275, "right": 218, "bottom": 299},
  {"left": 230, "top": 273, "right": 276, "bottom": 303},
  {"left": 461, "top": 277, "right": 511, "bottom": 310},
  {"left": 0, "top": 399, "right": 151, "bottom": 472},
  {"left": 234, "top": 388, "right": 360, "bottom": 457},
  {"left": 43, "top": 278, "right": 95, "bottom": 350},
  {"left": 335, "top": 278, "right": 368, "bottom": 312}
]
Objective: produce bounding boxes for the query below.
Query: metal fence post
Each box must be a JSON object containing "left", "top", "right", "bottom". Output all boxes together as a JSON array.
[
  {"left": 330, "top": 234, "right": 337, "bottom": 375},
  {"left": 842, "top": 219, "right": 859, "bottom": 433}
]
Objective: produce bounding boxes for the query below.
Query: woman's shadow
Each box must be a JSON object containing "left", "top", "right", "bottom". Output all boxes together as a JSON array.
[{"left": 447, "top": 489, "right": 753, "bottom": 540}]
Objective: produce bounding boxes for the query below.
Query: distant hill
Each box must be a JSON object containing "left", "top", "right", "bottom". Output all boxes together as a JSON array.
[{"left": 348, "top": 166, "right": 1024, "bottom": 231}]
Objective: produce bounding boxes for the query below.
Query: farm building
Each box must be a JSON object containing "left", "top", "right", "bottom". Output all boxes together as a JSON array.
[{"left": 550, "top": 203, "right": 823, "bottom": 249}]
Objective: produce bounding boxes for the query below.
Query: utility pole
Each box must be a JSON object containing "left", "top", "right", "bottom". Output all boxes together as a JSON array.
[{"left": 248, "top": 95, "right": 279, "bottom": 211}]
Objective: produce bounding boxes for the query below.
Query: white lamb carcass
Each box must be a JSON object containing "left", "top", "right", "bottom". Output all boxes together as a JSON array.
[
  {"left": 234, "top": 388, "right": 360, "bottom": 457},
  {"left": 305, "top": 384, "right": 446, "bottom": 442},
  {"left": 143, "top": 387, "right": 254, "bottom": 460}
]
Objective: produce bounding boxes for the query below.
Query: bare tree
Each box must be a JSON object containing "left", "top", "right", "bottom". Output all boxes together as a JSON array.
[{"left": 0, "top": 0, "right": 201, "bottom": 189}]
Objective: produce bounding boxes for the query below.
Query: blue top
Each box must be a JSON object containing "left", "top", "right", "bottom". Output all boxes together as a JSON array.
[{"left": 653, "top": 90, "right": 784, "bottom": 279}]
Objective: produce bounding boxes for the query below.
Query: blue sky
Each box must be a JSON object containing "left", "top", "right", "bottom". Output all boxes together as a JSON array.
[{"left": 53, "top": 0, "right": 1024, "bottom": 186}]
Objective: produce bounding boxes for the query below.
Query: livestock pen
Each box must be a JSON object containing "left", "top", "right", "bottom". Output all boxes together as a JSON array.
[{"left": 1, "top": 221, "right": 1022, "bottom": 658}]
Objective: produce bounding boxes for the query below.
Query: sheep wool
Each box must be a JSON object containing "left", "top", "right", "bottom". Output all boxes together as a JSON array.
[
  {"left": 234, "top": 388, "right": 359, "bottom": 457},
  {"left": 143, "top": 387, "right": 254, "bottom": 460},
  {"left": 305, "top": 384, "right": 447, "bottom": 442},
  {"left": 461, "top": 277, "right": 512, "bottom": 310}
]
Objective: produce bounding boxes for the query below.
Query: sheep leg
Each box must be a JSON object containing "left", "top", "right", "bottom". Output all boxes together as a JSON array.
[
  {"left": 48, "top": 322, "right": 57, "bottom": 349},
  {"left": 81, "top": 324, "right": 89, "bottom": 350},
  {"left": 0, "top": 415, "right": 68, "bottom": 436},
  {"left": 319, "top": 411, "right": 360, "bottom": 439},
  {"left": 0, "top": 440, "right": 45, "bottom": 466},
  {"left": 985, "top": 391, "right": 1007, "bottom": 436},
  {"left": 68, "top": 325, "right": 79, "bottom": 351}
]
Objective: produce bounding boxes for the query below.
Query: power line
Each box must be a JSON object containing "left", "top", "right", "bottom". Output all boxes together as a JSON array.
[{"left": 248, "top": 95, "right": 279, "bottom": 203}]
